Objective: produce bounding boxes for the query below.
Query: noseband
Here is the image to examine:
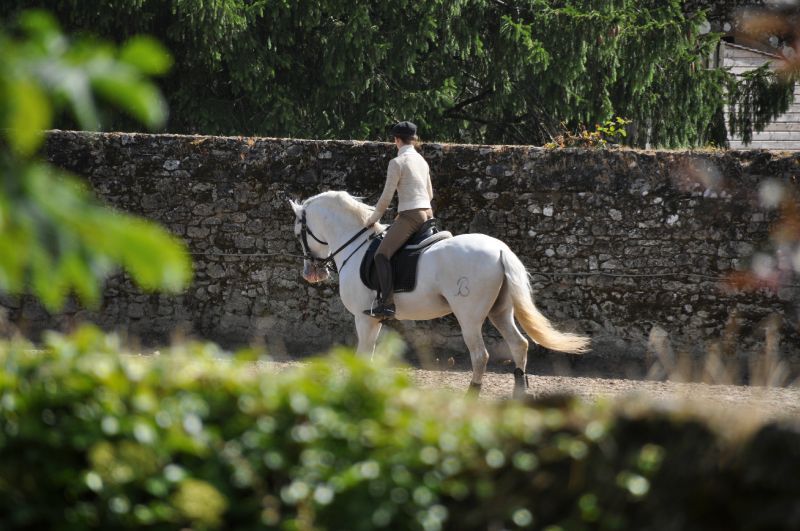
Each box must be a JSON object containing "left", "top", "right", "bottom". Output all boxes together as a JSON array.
[{"left": 298, "top": 211, "right": 371, "bottom": 272}]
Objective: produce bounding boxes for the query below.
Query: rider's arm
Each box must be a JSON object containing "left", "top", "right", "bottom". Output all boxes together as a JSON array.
[
  {"left": 366, "top": 159, "right": 401, "bottom": 226},
  {"left": 427, "top": 173, "right": 433, "bottom": 202}
]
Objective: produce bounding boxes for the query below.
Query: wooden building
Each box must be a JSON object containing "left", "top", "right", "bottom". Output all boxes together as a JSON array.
[{"left": 721, "top": 41, "right": 800, "bottom": 150}]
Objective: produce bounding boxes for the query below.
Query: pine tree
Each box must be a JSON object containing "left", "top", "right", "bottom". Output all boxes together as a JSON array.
[{"left": 2, "top": 0, "right": 793, "bottom": 147}]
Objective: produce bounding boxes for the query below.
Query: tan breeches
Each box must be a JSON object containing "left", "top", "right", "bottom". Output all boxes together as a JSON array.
[{"left": 376, "top": 208, "right": 434, "bottom": 258}]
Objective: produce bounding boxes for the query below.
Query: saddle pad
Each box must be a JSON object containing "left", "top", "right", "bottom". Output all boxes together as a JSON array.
[{"left": 359, "top": 223, "right": 452, "bottom": 294}]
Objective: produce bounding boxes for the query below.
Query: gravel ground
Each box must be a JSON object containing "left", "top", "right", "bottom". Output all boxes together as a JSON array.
[{"left": 257, "top": 360, "right": 800, "bottom": 421}]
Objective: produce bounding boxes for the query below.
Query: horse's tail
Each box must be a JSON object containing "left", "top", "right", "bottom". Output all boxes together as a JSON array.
[{"left": 500, "top": 248, "right": 590, "bottom": 354}]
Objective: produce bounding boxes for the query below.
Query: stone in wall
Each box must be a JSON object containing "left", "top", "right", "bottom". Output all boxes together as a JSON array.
[{"left": 1, "top": 131, "right": 798, "bottom": 378}]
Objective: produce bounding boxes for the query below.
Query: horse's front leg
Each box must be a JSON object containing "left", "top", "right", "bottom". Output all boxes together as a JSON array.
[{"left": 355, "top": 314, "right": 382, "bottom": 359}]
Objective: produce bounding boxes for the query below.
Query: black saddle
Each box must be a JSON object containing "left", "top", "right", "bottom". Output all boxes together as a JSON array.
[{"left": 360, "top": 219, "right": 441, "bottom": 294}]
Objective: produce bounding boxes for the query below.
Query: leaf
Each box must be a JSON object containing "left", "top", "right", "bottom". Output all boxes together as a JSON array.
[
  {"left": 29, "top": 241, "right": 63, "bottom": 309},
  {"left": 54, "top": 69, "right": 101, "bottom": 131},
  {"left": 9, "top": 163, "right": 192, "bottom": 309},
  {"left": 5, "top": 80, "right": 51, "bottom": 156},
  {"left": 0, "top": 224, "right": 29, "bottom": 292},
  {"left": 60, "top": 251, "right": 102, "bottom": 306},
  {"left": 120, "top": 36, "right": 173, "bottom": 76},
  {"left": 17, "top": 9, "right": 60, "bottom": 45},
  {"left": 92, "top": 73, "right": 168, "bottom": 129},
  {"left": 109, "top": 215, "right": 192, "bottom": 292}
]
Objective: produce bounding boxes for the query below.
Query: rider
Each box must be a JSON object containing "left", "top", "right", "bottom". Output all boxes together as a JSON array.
[{"left": 363, "top": 121, "right": 434, "bottom": 319}]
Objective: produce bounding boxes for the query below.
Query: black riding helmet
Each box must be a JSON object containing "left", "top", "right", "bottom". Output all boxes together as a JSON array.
[{"left": 390, "top": 121, "right": 417, "bottom": 138}]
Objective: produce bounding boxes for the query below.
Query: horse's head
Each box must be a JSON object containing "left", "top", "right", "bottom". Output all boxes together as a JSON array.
[{"left": 290, "top": 199, "right": 331, "bottom": 283}]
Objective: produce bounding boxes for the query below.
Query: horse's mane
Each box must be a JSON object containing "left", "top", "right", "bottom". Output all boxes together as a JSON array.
[{"left": 302, "top": 191, "right": 372, "bottom": 225}]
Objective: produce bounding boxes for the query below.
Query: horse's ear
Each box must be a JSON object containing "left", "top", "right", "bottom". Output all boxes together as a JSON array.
[{"left": 288, "top": 199, "right": 303, "bottom": 218}]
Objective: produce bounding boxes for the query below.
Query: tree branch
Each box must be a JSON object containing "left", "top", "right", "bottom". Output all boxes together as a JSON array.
[{"left": 443, "top": 88, "right": 495, "bottom": 116}]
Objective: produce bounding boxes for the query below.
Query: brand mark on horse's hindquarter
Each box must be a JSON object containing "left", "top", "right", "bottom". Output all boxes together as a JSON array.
[{"left": 456, "top": 276, "right": 470, "bottom": 297}]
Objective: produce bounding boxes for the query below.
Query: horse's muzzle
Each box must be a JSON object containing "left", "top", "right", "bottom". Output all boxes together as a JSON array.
[{"left": 303, "top": 262, "right": 329, "bottom": 283}]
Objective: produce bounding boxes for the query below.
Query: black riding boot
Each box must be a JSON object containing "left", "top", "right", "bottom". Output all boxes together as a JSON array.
[{"left": 364, "top": 254, "right": 395, "bottom": 319}]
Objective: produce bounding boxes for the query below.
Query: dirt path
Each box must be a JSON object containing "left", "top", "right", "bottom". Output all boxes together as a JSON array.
[{"left": 258, "top": 361, "right": 800, "bottom": 420}]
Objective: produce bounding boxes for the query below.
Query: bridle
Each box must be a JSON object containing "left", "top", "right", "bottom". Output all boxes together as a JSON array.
[
  {"left": 299, "top": 211, "right": 329, "bottom": 264},
  {"left": 298, "top": 210, "right": 372, "bottom": 273}
]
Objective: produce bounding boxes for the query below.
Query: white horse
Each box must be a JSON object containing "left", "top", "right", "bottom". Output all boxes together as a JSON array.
[{"left": 290, "top": 191, "right": 590, "bottom": 397}]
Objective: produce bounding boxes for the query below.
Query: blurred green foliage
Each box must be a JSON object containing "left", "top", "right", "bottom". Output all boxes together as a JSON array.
[
  {"left": 3, "top": 0, "right": 793, "bottom": 147},
  {"left": 0, "top": 326, "right": 798, "bottom": 530},
  {"left": 0, "top": 10, "right": 191, "bottom": 310}
]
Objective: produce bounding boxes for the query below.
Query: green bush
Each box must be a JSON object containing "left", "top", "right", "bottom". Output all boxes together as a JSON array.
[{"left": 0, "top": 327, "right": 798, "bottom": 530}]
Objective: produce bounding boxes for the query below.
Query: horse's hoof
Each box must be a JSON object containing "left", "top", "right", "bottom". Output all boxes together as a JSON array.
[
  {"left": 467, "top": 381, "right": 482, "bottom": 396},
  {"left": 512, "top": 386, "right": 527, "bottom": 400}
]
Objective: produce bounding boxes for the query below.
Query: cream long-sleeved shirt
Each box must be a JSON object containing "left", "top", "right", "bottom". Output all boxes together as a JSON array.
[{"left": 366, "top": 144, "right": 433, "bottom": 226}]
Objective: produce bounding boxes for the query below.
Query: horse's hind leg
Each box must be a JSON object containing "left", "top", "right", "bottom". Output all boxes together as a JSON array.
[
  {"left": 445, "top": 260, "right": 505, "bottom": 396},
  {"left": 448, "top": 302, "right": 495, "bottom": 397},
  {"left": 489, "top": 283, "right": 530, "bottom": 399},
  {"left": 458, "top": 323, "right": 490, "bottom": 396}
]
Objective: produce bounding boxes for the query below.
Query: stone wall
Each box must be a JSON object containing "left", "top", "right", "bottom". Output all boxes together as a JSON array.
[{"left": 3, "top": 131, "right": 799, "bottom": 375}]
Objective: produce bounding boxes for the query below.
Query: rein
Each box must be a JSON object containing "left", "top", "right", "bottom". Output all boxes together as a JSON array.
[
  {"left": 300, "top": 211, "right": 372, "bottom": 272},
  {"left": 340, "top": 229, "right": 385, "bottom": 272}
]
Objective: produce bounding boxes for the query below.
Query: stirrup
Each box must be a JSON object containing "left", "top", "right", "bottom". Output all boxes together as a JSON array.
[{"left": 363, "top": 301, "right": 396, "bottom": 320}]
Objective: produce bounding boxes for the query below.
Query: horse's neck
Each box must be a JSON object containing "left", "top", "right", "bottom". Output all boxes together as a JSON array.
[
  {"left": 316, "top": 204, "right": 373, "bottom": 269},
  {"left": 317, "top": 208, "right": 362, "bottom": 243}
]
